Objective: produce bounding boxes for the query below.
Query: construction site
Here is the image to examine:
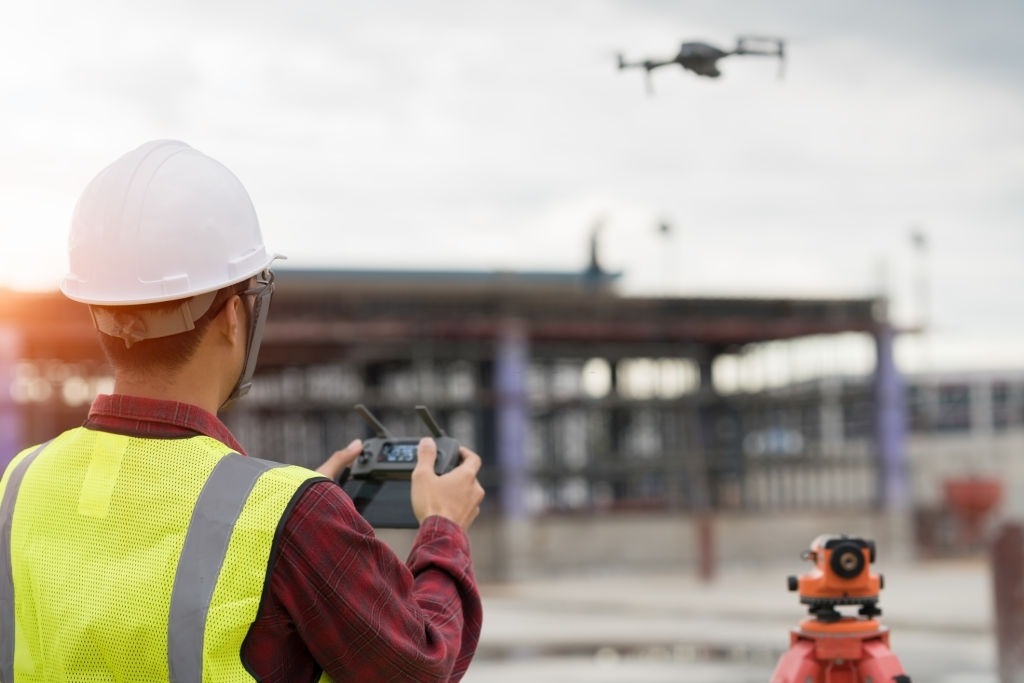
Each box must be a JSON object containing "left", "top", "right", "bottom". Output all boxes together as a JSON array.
[{"left": 1, "top": 260, "right": 1020, "bottom": 681}]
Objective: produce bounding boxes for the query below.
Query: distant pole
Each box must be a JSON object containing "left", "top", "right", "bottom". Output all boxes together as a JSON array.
[
  {"left": 910, "top": 226, "right": 931, "bottom": 372},
  {"left": 657, "top": 217, "right": 674, "bottom": 295},
  {"left": 992, "top": 522, "right": 1024, "bottom": 683},
  {"left": 910, "top": 227, "right": 930, "bottom": 331}
]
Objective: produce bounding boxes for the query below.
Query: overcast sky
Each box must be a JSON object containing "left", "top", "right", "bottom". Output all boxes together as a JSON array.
[{"left": 1, "top": 0, "right": 1022, "bottom": 376}]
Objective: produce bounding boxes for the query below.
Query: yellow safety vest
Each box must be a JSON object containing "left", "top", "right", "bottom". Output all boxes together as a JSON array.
[{"left": 0, "top": 427, "right": 328, "bottom": 682}]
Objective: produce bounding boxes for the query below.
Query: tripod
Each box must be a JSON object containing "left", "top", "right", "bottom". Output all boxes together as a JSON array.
[{"left": 770, "top": 535, "right": 912, "bottom": 683}]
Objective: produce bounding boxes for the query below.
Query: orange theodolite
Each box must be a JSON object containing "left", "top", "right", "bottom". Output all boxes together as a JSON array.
[{"left": 770, "top": 534, "right": 912, "bottom": 683}]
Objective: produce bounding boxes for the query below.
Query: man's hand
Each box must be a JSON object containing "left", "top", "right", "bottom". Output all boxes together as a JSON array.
[
  {"left": 411, "top": 438, "right": 485, "bottom": 530},
  {"left": 316, "top": 439, "right": 363, "bottom": 481}
]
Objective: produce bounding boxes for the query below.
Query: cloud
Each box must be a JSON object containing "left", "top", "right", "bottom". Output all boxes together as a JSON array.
[{"left": 1, "top": 0, "right": 1022, "bottom": 372}]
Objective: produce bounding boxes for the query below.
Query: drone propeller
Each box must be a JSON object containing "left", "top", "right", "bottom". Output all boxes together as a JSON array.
[
  {"left": 735, "top": 34, "right": 786, "bottom": 80},
  {"left": 615, "top": 51, "right": 660, "bottom": 95},
  {"left": 643, "top": 60, "right": 657, "bottom": 95}
]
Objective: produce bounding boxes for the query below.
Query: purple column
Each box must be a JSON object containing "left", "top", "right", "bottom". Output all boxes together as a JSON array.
[
  {"left": 0, "top": 326, "right": 22, "bottom": 473},
  {"left": 874, "top": 323, "right": 909, "bottom": 509},
  {"left": 495, "top": 318, "right": 529, "bottom": 520}
]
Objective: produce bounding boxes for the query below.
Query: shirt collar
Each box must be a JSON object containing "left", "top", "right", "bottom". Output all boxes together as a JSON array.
[{"left": 85, "top": 394, "right": 247, "bottom": 454}]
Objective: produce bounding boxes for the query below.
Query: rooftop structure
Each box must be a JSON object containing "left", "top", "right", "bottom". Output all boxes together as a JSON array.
[{"left": 0, "top": 265, "right": 904, "bottom": 521}]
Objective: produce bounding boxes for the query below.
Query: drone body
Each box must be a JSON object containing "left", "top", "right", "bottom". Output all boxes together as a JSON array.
[{"left": 618, "top": 35, "right": 786, "bottom": 93}]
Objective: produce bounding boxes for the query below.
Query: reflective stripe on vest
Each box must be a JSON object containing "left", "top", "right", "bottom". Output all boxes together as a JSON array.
[
  {"left": 0, "top": 429, "right": 327, "bottom": 682},
  {"left": 0, "top": 441, "right": 51, "bottom": 681},
  {"left": 168, "top": 453, "right": 286, "bottom": 683}
]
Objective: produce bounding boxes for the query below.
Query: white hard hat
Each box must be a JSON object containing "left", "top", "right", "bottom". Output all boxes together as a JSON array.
[{"left": 61, "top": 139, "right": 281, "bottom": 306}]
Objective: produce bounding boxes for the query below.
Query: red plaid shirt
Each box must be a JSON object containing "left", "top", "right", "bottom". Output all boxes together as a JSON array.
[{"left": 84, "top": 394, "right": 482, "bottom": 682}]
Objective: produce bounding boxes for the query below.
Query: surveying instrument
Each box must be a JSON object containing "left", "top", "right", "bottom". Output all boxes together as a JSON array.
[{"left": 770, "top": 534, "right": 912, "bottom": 682}]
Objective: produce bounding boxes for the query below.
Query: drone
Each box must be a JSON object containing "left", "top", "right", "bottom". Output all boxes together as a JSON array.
[{"left": 617, "top": 35, "right": 786, "bottom": 94}]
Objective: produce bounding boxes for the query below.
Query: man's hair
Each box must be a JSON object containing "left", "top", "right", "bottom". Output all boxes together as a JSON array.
[{"left": 96, "top": 280, "right": 250, "bottom": 373}]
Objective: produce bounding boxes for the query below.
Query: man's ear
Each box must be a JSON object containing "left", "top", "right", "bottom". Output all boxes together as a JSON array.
[{"left": 216, "top": 294, "right": 244, "bottom": 344}]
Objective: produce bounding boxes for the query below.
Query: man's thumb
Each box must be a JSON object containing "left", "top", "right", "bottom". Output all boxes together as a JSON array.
[{"left": 415, "top": 437, "right": 437, "bottom": 473}]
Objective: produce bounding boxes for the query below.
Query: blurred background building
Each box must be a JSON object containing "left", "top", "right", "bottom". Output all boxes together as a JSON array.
[{"left": 2, "top": 262, "right": 1015, "bottom": 581}]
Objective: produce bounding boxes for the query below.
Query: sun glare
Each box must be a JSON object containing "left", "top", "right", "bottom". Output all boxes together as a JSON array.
[
  {"left": 0, "top": 248, "right": 65, "bottom": 293},
  {"left": 0, "top": 198, "right": 69, "bottom": 293}
]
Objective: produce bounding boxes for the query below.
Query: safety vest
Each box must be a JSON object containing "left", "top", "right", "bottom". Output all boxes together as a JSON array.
[{"left": 0, "top": 427, "right": 329, "bottom": 682}]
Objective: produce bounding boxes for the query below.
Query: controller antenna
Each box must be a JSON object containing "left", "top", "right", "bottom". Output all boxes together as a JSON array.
[
  {"left": 415, "top": 405, "right": 448, "bottom": 437},
  {"left": 355, "top": 403, "right": 391, "bottom": 438}
]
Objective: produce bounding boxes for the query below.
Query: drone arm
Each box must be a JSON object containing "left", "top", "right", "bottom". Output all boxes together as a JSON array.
[
  {"left": 617, "top": 55, "right": 668, "bottom": 94},
  {"left": 618, "top": 57, "right": 673, "bottom": 72},
  {"left": 644, "top": 58, "right": 675, "bottom": 71}
]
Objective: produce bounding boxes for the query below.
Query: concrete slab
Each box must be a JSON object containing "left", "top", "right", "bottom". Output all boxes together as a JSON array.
[{"left": 466, "top": 557, "right": 999, "bottom": 682}]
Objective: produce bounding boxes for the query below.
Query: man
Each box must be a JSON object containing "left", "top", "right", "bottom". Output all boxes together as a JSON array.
[{"left": 0, "top": 140, "right": 486, "bottom": 681}]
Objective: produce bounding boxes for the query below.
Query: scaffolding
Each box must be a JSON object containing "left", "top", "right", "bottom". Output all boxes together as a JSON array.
[{"left": 0, "top": 268, "right": 905, "bottom": 517}]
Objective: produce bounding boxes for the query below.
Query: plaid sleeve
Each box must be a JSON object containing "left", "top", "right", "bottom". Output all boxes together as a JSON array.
[{"left": 263, "top": 481, "right": 482, "bottom": 682}]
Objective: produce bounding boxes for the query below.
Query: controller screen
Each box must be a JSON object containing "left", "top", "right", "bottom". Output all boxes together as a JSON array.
[{"left": 380, "top": 442, "right": 418, "bottom": 464}]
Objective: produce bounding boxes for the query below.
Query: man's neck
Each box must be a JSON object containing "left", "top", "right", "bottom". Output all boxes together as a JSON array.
[{"left": 112, "top": 373, "right": 224, "bottom": 415}]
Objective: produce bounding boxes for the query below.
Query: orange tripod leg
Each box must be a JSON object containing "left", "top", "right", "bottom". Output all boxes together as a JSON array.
[
  {"left": 770, "top": 639, "right": 821, "bottom": 682},
  {"left": 858, "top": 640, "right": 911, "bottom": 682}
]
